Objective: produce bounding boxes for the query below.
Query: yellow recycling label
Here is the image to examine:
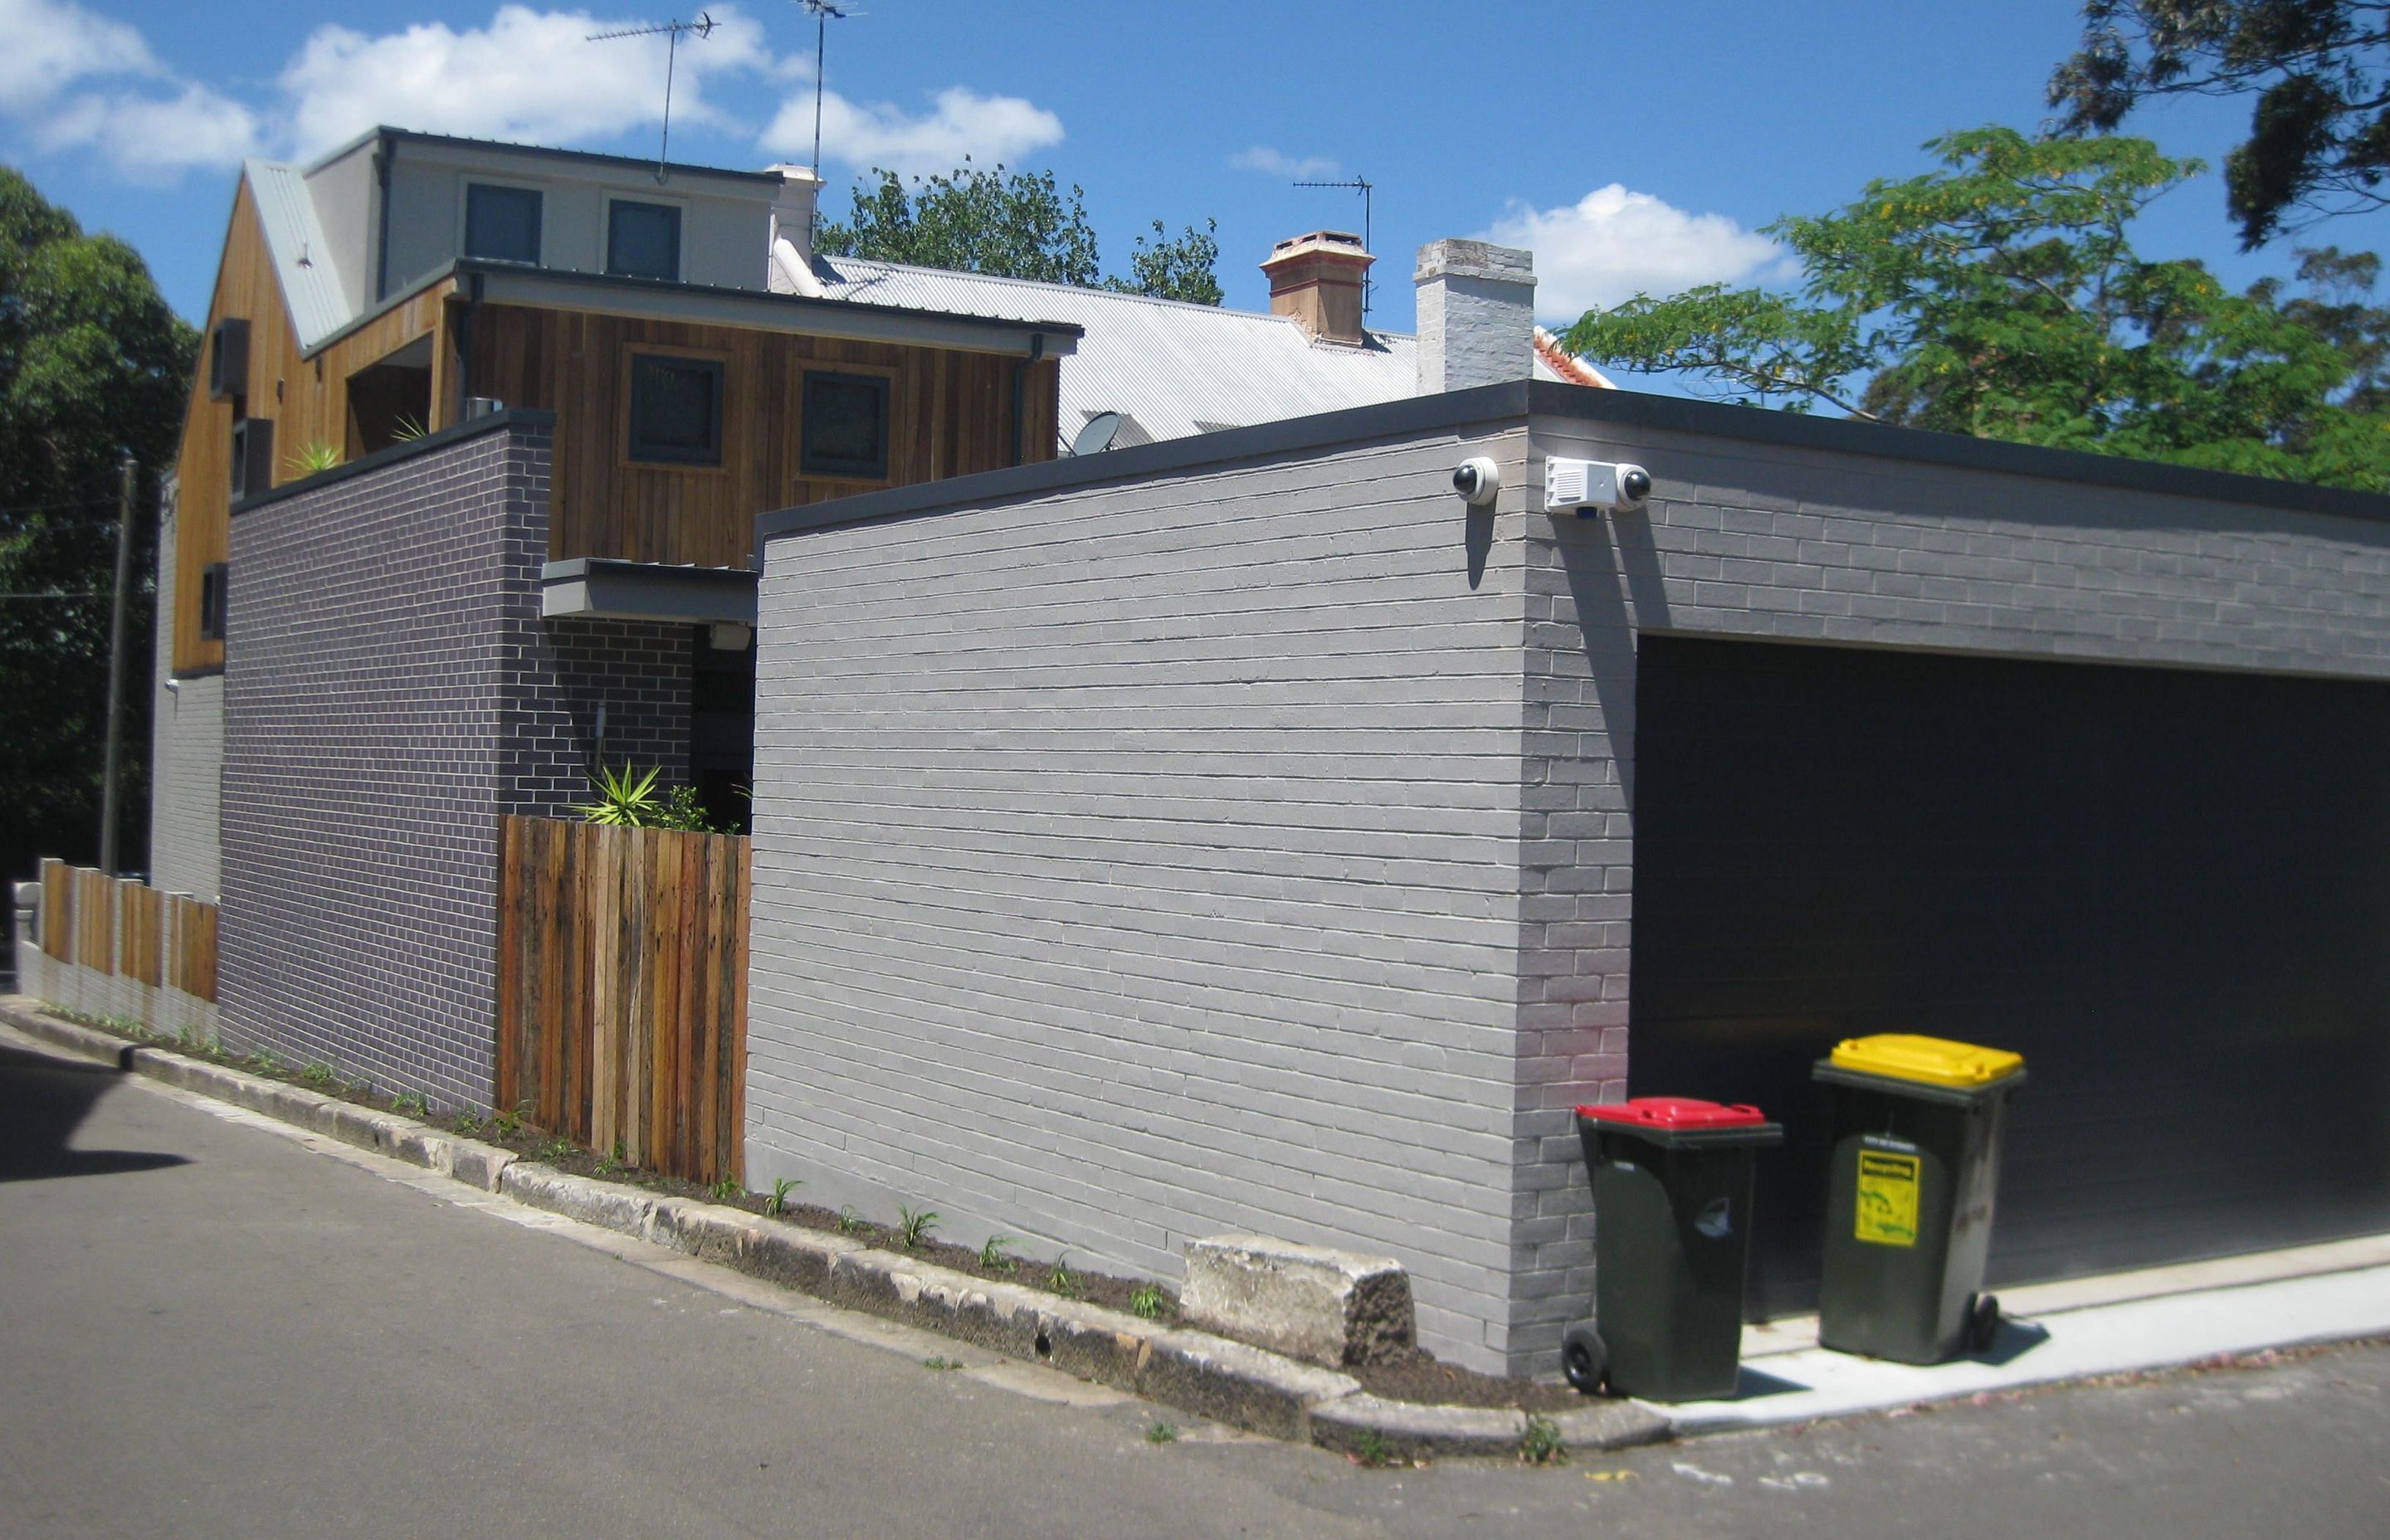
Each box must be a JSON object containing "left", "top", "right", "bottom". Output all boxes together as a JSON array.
[{"left": 1855, "top": 1151, "right": 1921, "bottom": 1247}]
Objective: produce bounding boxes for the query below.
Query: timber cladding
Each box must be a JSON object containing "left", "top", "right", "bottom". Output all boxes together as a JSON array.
[
  {"left": 495, "top": 816, "right": 749, "bottom": 1184},
  {"left": 171, "top": 179, "right": 455, "bottom": 677},
  {"left": 34, "top": 859, "right": 220, "bottom": 1003},
  {"left": 467, "top": 304, "right": 1059, "bottom": 569}
]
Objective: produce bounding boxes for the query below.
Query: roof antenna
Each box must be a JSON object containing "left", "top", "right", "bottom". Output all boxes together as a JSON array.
[
  {"left": 586, "top": 12, "right": 719, "bottom": 183},
  {"left": 1292, "top": 175, "right": 1374, "bottom": 314},
  {"left": 797, "top": 1, "right": 866, "bottom": 185}
]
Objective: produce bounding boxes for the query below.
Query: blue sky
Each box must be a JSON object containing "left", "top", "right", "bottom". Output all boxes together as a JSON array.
[{"left": 9, "top": 0, "right": 2387, "bottom": 363}]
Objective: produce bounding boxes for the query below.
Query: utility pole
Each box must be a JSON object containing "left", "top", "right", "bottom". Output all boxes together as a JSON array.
[{"left": 98, "top": 453, "right": 134, "bottom": 875}]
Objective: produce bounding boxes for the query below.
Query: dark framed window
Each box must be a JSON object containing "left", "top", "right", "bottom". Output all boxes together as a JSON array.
[
  {"left": 801, "top": 370, "right": 890, "bottom": 480},
  {"left": 607, "top": 199, "right": 681, "bottom": 280},
  {"left": 464, "top": 183, "right": 542, "bottom": 264},
  {"left": 229, "top": 417, "right": 273, "bottom": 500},
  {"left": 627, "top": 353, "right": 724, "bottom": 465},
  {"left": 198, "top": 563, "right": 228, "bottom": 642},
  {"left": 207, "top": 317, "right": 249, "bottom": 402}
]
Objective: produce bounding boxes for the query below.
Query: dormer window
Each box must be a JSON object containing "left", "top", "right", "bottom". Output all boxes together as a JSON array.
[
  {"left": 607, "top": 199, "right": 682, "bottom": 281},
  {"left": 464, "top": 183, "right": 542, "bottom": 264}
]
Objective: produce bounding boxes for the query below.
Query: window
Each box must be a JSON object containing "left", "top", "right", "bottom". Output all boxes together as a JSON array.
[
  {"left": 229, "top": 417, "right": 273, "bottom": 500},
  {"left": 464, "top": 183, "right": 542, "bottom": 264},
  {"left": 207, "top": 318, "right": 249, "bottom": 402},
  {"left": 800, "top": 370, "right": 890, "bottom": 480},
  {"left": 607, "top": 199, "right": 681, "bottom": 280},
  {"left": 198, "top": 563, "right": 228, "bottom": 642},
  {"left": 627, "top": 353, "right": 724, "bottom": 465}
]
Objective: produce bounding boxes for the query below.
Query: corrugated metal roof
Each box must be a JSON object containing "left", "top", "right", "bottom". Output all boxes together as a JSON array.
[
  {"left": 810, "top": 256, "right": 1427, "bottom": 449},
  {"left": 245, "top": 161, "right": 353, "bottom": 353}
]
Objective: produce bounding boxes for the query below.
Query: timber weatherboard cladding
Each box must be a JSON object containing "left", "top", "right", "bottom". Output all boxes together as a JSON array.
[
  {"left": 171, "top": 179, "right": 455, "bottom": 675},
  {"left": 466, "top": 304, "right": 1058, "bottom": 569}
]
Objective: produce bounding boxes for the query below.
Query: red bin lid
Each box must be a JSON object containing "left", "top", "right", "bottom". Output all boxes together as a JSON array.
[{"left": 1576, "top": 1097, "right": 1768, "bottom": 1129}]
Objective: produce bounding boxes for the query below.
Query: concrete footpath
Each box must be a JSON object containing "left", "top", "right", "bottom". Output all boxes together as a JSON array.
[{"left": 7, "top": 996, "right": 2388, "bottom": 1445}]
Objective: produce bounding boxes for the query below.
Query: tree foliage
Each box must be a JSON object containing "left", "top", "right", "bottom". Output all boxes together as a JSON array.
[
  {"left": 2049, "top": 1, "right": 2390, "bottom": 246},
  {"left": 816, "top": 160, "right": 1223, "bottom": 305},
  {"left": 1558, "top": 128, "right": 2390, "bottom": 490},
  {"left": 1, "top": 165, "right": 197, "bottom": 883}
]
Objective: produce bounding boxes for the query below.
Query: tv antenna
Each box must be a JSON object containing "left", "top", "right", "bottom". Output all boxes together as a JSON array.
[
  {"left": 798, "top": 1, "right": 864, "bottom": 180},
  {"left": 586, "top": 12, "right": 719, "bottom": 182},
  {"left": 1293, "top": 174, "right": 1374, "bottom": 314}
]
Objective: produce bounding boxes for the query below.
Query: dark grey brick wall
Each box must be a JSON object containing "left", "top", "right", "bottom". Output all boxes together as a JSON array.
[{"left": 221, "top": 421, "right": 695, "bottom": 1110}]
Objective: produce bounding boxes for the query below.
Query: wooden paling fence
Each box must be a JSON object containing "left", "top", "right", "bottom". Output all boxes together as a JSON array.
[
  {"left": 495, "top": 816, "right": 749, "bottom": 1184},
  {"left": 37, "top": 859, "right": 218, "bottom": 1001}
]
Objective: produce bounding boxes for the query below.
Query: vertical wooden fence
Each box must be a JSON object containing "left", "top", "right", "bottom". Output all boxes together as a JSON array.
[
  {"left": 37, "top": 858, "right": 219, "bottom": 1001},
  {"left": 495, "top": 816, "right": 750, "bottom": 1184}
]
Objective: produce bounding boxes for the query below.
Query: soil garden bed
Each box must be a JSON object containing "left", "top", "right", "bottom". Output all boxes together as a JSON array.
[{"left": 51, "top": 1006, "right": 1597, "bottom": 1415}]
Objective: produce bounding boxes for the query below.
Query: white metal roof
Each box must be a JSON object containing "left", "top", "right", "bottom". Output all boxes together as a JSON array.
[{"left": 245, "top": 161, "right": 352, "bottom": 353}]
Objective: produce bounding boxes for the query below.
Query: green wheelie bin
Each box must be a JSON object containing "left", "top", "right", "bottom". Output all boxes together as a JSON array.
[
  {"left": 1563, "top": 1098, "right": 1783, "bottom": 1402},
  {"left": 1813, "top": 1034, "right": 2026, "bottom": 1363}
]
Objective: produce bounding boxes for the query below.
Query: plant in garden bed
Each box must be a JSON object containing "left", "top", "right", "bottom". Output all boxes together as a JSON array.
[
  {"left": 710, "top": 1175, "right": 744, "bottom": 1203},
  {"left": 1519, "top": 1415, "right": 1566, "bottom": 1466},
  {"left": 765, "top": 1177, "right": 801, "bottom": 1216},
  {"left": 1128, "top": 1284, "right": 1172, "bottom": 1320},
  {"left": 978, "top": 1234, "right": 1016, "bottom": 1273},
  {"left": 284, "top": 441, "right": 342, "bottom": 475},
  {"left": 836, "top": 1205, "right": 869, "bottom": 1237},
  {"left": 572, "top": 763, "right": 724, "bottom": 832},
  {"left": 1045, "top": 1256, "right": 1083, "bottom": 1299},
  {"left": 895, "top": 1206, "right": 939, "bottom": 1250}
]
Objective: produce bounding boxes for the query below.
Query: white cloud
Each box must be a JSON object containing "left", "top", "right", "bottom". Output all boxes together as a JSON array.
[
  {"left": 0, "top": 0, "right": 155, "bottom": 106},
  {"left": 1483, "top": 185, "right": 1783, "bottom": 319},
  {"left": 0, "top": 0, "right": 261, "bottom": 178},
  {"left": 763, "top": 85, "right": 1063, "bottom": 176},
  {"left": 280, "top": 5, "right": 772, "bottom": 158},
  {"left": 37, "top": 85, "right": 266, "bottom": 183},
  {"left": 1230, "top": 145, "right": 1338, "bottom": 179}
]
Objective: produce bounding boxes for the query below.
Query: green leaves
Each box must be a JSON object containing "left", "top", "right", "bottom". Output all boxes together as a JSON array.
[
  {"left": 817, "top": 160, "right": 1223, "bottom": 304},
  {"left": 569, "top": 763, "right": 724, "bottom": 831},
  {"left": 1558, "top": 126, "right": 2390, "bottom": 491}
]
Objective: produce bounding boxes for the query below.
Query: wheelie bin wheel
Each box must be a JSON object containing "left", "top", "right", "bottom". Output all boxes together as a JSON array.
[
  {"left": 1562, "top": 1322, "right": 1610, "bottom": 1396},
  {"left": 1965, "top": 1294, "right": 2001, "bottom": 1352}
]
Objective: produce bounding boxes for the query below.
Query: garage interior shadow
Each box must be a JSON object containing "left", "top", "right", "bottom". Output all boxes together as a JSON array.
[
  {"left": 1625, "top": 635, "right": 2390, "bottom": 1318},
  {"left": 0, "top": 1044, "right": 190, "bottom": 1182}
]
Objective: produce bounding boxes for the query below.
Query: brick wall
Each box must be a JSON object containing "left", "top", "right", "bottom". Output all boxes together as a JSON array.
[
  {"left": 749, "top": 423, "right": 1542, "bottom": 1374},
  {"left": 149, "top": 481, "right": 224, "bottom": 901},
  {"left": 220, "top": 417, "right": 694, "bottom": 1110},
  {"left": 1498, "top": 408, "right": 2390, "bottom": 1368}
]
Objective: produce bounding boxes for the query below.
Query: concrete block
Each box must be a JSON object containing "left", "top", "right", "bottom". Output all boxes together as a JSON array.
[{"left": 1180, "top": 1234, "right": 1416, "bottom": 1368}]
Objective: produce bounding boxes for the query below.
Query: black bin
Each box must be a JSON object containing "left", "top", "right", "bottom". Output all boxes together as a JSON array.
[
  {"left": 1813, "top": 1034, "right": 2027, "bottom": 1364},
  {"left": 1564, "top": 1098, "right": 1782, "bottom": 1402}
]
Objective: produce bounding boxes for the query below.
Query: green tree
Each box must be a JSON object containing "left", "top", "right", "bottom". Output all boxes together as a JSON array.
[
  {"left": 817, "top": 160, "right": 1223, "bottom": 304},
  {"left": 1558, "top": 128, "right": 2390, "bottom": 490},
  {"left": 0, "top": 165, "right": 197, "bottom": 886},
  {"left": 2049, "top": 1, "right": 2390, "bottom": 246}
]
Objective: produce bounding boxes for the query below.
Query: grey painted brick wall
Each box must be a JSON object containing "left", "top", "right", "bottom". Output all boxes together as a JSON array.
[
  {"left": 149, "top": 483, "right": 224, "bottom": 901},
  {"left": 220, "top": 422, "right": 694, "bottom": 1110},
  {"left": 749, "top": 424, "right": 1545, "bottom": 1374},
  {"left": 751, "top": 393, "right": 2390, "bottom": 1379},
  {"left": 1499, "top": 412, "right": 2390, "bottom": 1369}
]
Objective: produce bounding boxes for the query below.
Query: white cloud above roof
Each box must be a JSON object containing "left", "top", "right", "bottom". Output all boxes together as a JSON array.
[
  {"left": 0, "top": 0, "right": 154, "bottom": 104},
  {"left": 0, "top": 0, "right": 264, "bottom": 179},
  {"left": 280, "top": 5, "right": 773, "bottom": 159},
  {"left": 1483, "top": 184, "right": 1783, "bottom": 320},
  {"left": 762, "top": 85, "right": 1064, "bottom": 176},
  {"left": 37, "top": 85, "right": 266, "bottom": 184}
]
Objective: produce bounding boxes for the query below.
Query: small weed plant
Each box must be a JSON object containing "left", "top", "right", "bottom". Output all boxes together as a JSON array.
[
  {"left": 710, "top": 1175, "right": 744, "bottom": 1203},
  {"left": 1519, "top": 1415, "right": 1566, "bottom": 1466},
  {"left": 390, "top": 1089, "right": 429, "bottom": 1117},
  {"left": 923, "top": 1356, "right": 963, "bottom": 1372},
  {"left": 1347, "top": 1428, "right": 1396, "bottom": 1469},
  {"left": 1145, "top": 1421, "right": 1179, "bottom": 1445},
  {"left": 451, "top": 1110, "right": 481, "bottom": 1136},
  {"left": 766, "top": 1177, "right": 801, "bottom": 1216},
  {"left": 492, "top": 1104, "right": 526, "bottom": 1138},
  {"left": 175, "top": 1025, "right": 213, "bottom": 1054},
  {"left": 1129, "top": 1284, "right": 1171, "bottom": 1320},
  {"left": 301, "top": 1062, "right": 337, "bottom": 1088},
  {"left": 1045, "top": 1256, "right": 1082, "bottom": 1299},
  {"left": 836, "top": 1205, "right": 868, "bottom": 1237},
  {"left": 978, "top": 1234, "right": 1016, "bottom": 1273},
  {"left": 895, "top": 1206, "right": 939, "bottom": 1250},
  {"left": 537, "top": 1136, "right": 576, "bottom": 1164}
]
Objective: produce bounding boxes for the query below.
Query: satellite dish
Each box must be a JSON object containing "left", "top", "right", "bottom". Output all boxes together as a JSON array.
[{"left": 1070, "top": 412, "right": 1122, "bottom": 456}]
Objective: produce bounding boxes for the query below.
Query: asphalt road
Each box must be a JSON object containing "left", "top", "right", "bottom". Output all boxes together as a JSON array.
[{"left": 4, "top": 1029, "right": 2387, "bottom": 1538}]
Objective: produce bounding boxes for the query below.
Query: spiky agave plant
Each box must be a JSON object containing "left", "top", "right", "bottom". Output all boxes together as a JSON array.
[{"left": 573, "top": 763, "right": 666, "bottom": 826}]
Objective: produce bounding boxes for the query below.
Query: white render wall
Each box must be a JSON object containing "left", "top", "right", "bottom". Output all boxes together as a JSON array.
[
  {"left": 748, "top": 423, "right": 1546, "bottom": 1372},
  {"left": 148, "top": 493, "right": 222, "bottom": 901}
]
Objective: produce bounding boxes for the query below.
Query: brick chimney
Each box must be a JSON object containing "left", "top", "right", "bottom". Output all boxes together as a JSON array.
[
  {"left": 1261, "top": 230, "right": 1373, "bottom": 346},
  {"left": 1413, "top": 239, "right": 1535, "bottom": 392}
]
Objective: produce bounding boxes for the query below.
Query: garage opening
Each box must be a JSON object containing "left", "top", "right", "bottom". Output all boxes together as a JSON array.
[{"left": 1627, "top": 634, "right": 2390, "bottom": 1317}]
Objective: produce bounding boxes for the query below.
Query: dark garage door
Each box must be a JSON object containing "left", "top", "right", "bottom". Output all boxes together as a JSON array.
[{"left": 1628, "top": 635, "right": 2390, "bottom": 1317}]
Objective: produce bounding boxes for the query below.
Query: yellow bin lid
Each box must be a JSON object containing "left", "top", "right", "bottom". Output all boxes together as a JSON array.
[{"left": 1828, "top": 1033, "right": 2023, "bottom": 1088}]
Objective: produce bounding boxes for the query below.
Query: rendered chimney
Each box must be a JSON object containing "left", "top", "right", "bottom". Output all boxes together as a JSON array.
[
  {"left": 1414, "top": 239, "right": 1535, "bottom": 392},
  {"left": 765, "top": 163, "right": 825, "bottom": 297},
  {"left": 1261, "top": 230, "right": 1373, "bottom": 346}
]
